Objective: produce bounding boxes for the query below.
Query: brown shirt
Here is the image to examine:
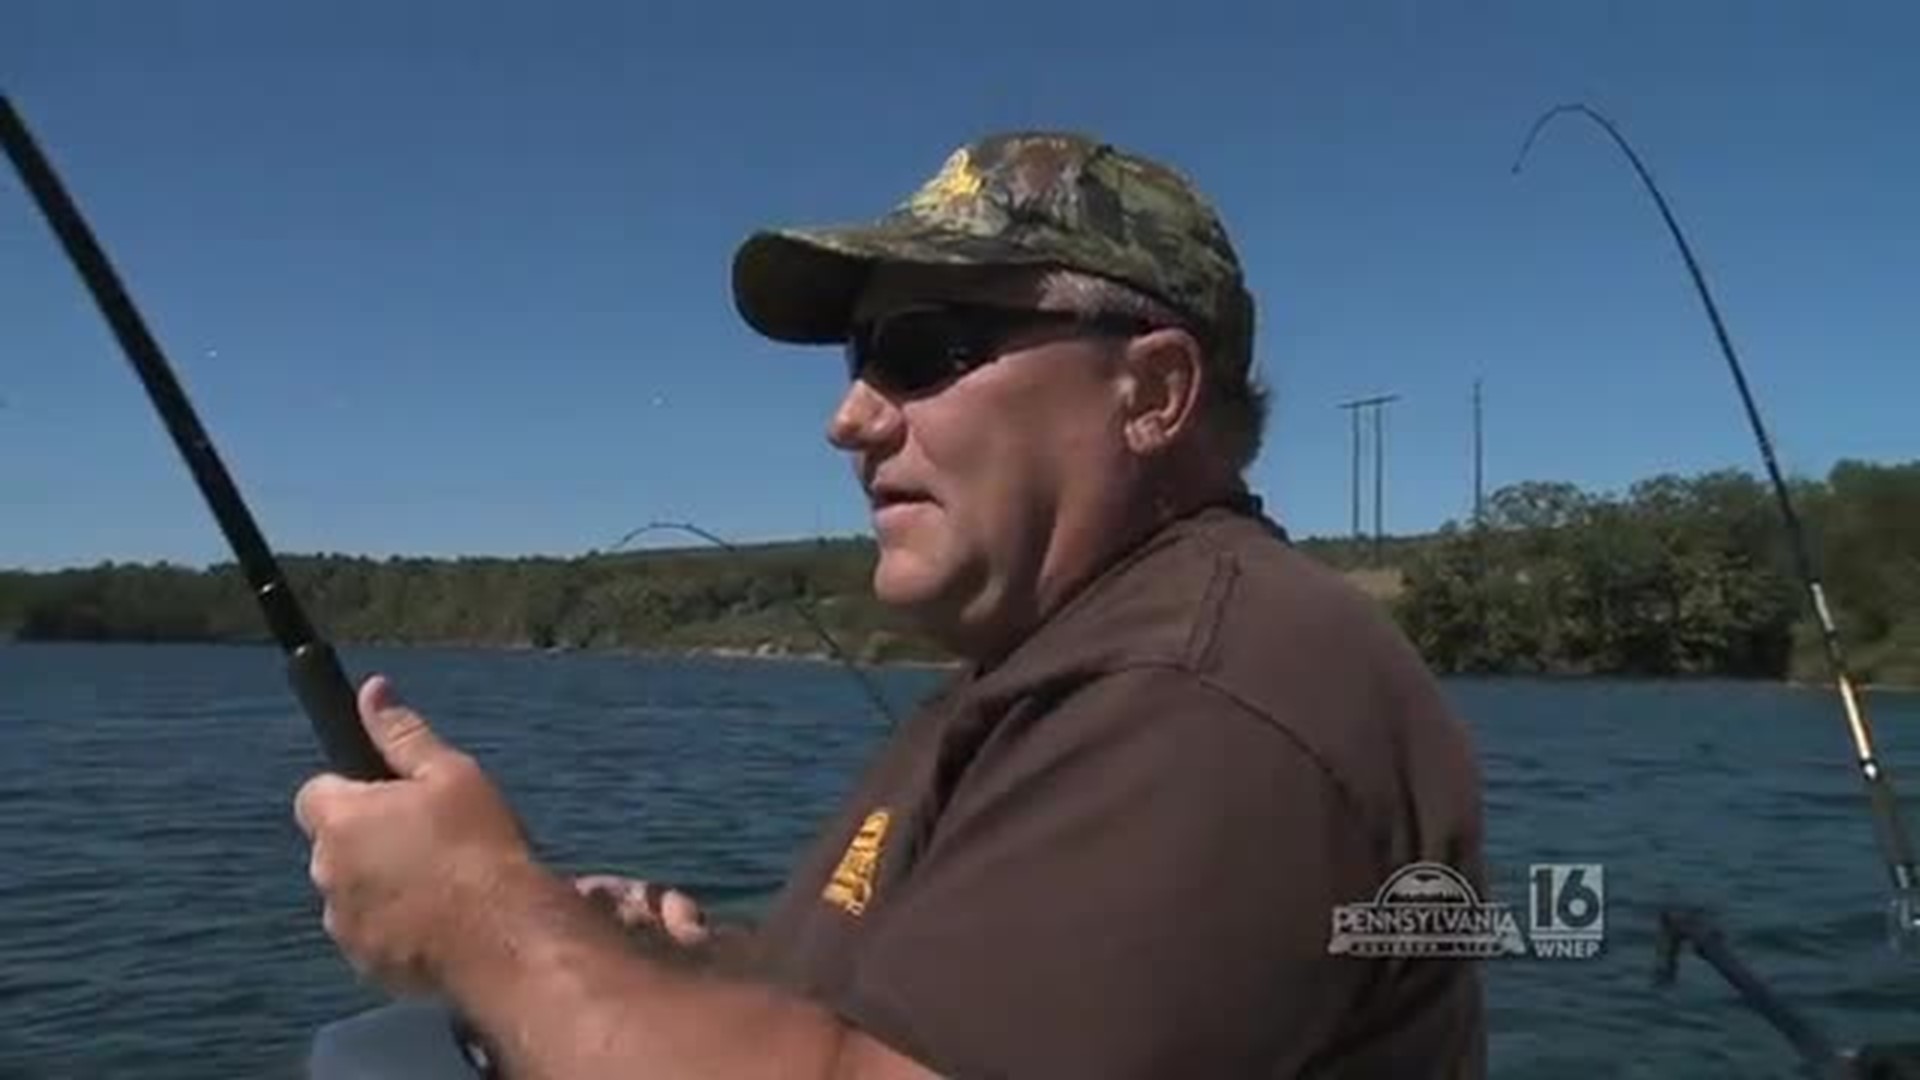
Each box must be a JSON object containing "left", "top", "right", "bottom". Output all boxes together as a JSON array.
[{"left": 753, "top": 498, "right": 1488, "bottom": 1078}]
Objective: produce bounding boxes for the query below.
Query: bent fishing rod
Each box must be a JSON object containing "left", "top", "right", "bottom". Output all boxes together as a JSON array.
[
  {"left": 0, "top": 95, "right": 391, "bottom": 782},
  {"left": 1511, "top": 102, "right": 1920, "bottom": 945},
  {"left": 607, "top": 520, "right": 900, "bottom": 729}
]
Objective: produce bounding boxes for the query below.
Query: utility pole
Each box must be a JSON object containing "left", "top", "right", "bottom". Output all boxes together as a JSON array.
[
  {"left": 1473, "top": 378, "right": 1485, "bottom": 528},
  {"left": 1372, "top": 398, "right": 1392, "bottom": 563},
  {"left": 1337, "top": 399, "right": 1364, "bottom": 539},
  {"left": 1337, "top": 393, "right": 1399, "bottom": 563}
]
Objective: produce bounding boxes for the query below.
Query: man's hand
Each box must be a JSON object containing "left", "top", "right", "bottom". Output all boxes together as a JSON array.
[
  {"left": 290, "top": 674, "right": 938, "bottom": 1080},
  {"left": 574, "top": 874, "right": 712, "bottom": 947},
  {"left": 293, "top": 674, "right": 537, "bottom": 994},
  {"left": 574, "top": 874, "right": 772, "bottom": 979}
]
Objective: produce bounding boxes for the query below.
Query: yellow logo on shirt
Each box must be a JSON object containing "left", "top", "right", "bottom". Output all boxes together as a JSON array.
[{"left": 822, "top": 809, "right": 891, "bottom": 917}]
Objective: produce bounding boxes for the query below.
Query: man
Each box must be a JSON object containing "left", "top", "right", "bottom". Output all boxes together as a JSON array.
[{"left": 296, "top": 130, "right": 1489, "bottom": 1078}]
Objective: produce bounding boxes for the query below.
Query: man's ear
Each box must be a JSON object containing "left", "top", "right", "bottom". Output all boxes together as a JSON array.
[{"left": 1117, "top": 328, "right": 1206, "bottom": 456}]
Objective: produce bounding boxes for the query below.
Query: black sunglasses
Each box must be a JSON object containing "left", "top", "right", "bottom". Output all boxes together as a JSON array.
[{"left": 845, "top": 303, "right": 1160, "bottom": 396}]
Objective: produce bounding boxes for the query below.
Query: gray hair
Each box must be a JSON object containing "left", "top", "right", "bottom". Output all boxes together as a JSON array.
[{"left": 1036, "top": 268, "right": 1270, "bottom": 472}]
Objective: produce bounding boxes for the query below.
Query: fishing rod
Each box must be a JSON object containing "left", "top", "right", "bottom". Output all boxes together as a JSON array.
[
  {"left": 1510, "top": 102, "right": 1920, "bottom": 949},
  {"left": 1653, "top": 908, "right": 1847, "bottom": 1078},
  {"left": 605, "top": 520, "right": 900, "bottom": 729},
  {"left": 5, "top": 94, "right": 507, "bottom": 1080},
  {"left": 1654, "top": 906, "right": 1920, "bottom": 1077},
  {"left": 0, "top": 95, "right": 390, "bottom": 782}
]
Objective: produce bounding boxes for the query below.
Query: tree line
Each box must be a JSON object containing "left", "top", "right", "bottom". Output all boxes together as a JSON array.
[
  {"left": 1390, "top": 460, "right": 1920, "bottom": 686},
  {"left": 3, "top": 460, "right": 1915, "bottom": 684},
  {"left": 0, "top": 537, "right": 949, "bottom": 664}
]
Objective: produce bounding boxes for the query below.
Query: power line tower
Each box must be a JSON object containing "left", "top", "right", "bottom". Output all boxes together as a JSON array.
[{"left": 1336, "top": 393, "right": 1399, "bottom": 564}]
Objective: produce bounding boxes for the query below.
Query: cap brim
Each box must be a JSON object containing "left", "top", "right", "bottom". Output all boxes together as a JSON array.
[{"left": 731, "top": 219, "right": 1051, "bottom": 345}]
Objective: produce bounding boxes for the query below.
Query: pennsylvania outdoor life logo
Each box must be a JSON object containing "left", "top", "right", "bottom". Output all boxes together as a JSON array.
[{"left": 1327, "top": 861, "right": 1605, "bottom": 959}]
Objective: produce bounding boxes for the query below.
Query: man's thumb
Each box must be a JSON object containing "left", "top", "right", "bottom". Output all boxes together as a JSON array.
[{"left": 357, "top": 675, "right": 447, "bottom": 777}]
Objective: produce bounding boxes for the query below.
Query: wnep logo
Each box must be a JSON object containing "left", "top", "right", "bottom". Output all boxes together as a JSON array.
[{"left": 1526, "top": 863, "right": 1605, "bottom": 959}]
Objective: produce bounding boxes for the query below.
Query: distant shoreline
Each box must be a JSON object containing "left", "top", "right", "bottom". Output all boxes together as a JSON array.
[
  {"left": 8, "top": 638, "right": 1912, "bottom": 689},
  {"left": 0, "top": 636, "right": 967, "bottom": 672},
  {"left": 564, "top": 642, "right": 964, "bottom": 671},
  {"left": 1785, "top": 678, "right": 1919, "bottom": 696},
  {"left": 7, "top": 461, "right": 1918, "bottom": 690}
]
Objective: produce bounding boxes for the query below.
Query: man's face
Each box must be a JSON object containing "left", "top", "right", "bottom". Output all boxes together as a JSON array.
[{"left": 827, "top": 266, "right": 1140, "bottom": 655}]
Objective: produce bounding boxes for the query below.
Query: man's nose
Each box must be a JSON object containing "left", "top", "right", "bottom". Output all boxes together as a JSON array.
[{"left": 827, "top": 379, "right": 903, "bottom": 451}]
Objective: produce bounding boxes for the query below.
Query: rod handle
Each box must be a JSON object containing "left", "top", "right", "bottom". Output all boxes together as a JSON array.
[{"left": 289, "top": 642, "right": 394, "bottom": 781}]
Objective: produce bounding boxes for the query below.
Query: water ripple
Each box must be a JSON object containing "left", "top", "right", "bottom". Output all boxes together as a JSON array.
[{"left": 4, "top": 647, "right": 1917, "bottom": 1077}]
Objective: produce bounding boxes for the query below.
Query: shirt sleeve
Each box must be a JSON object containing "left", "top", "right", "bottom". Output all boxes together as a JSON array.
[{"left": 829, "top": 665, "right": 1390, "bottom": 1079}]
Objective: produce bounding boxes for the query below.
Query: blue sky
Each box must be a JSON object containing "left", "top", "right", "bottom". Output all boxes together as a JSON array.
[{"left": 3, "top": 1, "right": 1915, "bottom": 570}]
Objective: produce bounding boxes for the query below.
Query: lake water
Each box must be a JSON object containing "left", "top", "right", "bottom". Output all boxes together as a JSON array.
[{"left": 4, "top": 642, "right": 1919, "bottom": 1078}]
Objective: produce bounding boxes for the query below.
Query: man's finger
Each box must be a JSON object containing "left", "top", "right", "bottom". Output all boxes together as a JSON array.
[
  {"left": 660, "top": 890, "right": 711, "bottom": 946},
  {"left": 356, "top": 674, "right": 451, "bottom": 778},
  {"left": 294, "top": 773, "right": 363, "bottom": 837},
  {"left": 574, "top": 874, "right": 634, "bottom": 897}
]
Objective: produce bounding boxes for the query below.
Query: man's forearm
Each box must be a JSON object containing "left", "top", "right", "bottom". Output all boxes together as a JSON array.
[
  {"left": 441, "top": 862, "right": 847, "bottom": 1080},
  {"left": 685, "top": 919, "right": 766, "bottom": 977}
]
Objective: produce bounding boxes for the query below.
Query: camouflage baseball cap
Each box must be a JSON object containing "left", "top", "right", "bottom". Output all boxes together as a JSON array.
[{"left": 731, "top": 130, "right": 1255, "bottom": 372}]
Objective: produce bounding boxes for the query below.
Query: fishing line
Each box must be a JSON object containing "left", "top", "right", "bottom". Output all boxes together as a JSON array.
[
  {"left": 604, "top": 520, "right": 901, "bottom": 730},
  {"left": 1510, "top": 102, "right": 1920, "bottom": 946}
]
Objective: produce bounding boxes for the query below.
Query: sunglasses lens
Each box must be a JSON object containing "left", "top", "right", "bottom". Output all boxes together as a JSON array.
[
  {"left": 849, "top": 311, "right": 978, "bottom": 395},
  {"left": 845, "top": 305, "right": 1148, "bottom": 395}
]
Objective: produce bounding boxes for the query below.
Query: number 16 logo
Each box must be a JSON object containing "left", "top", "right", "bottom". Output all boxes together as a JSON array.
[{"left": 1528, "top": 863, "right": 1605, "bottom": 959}]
